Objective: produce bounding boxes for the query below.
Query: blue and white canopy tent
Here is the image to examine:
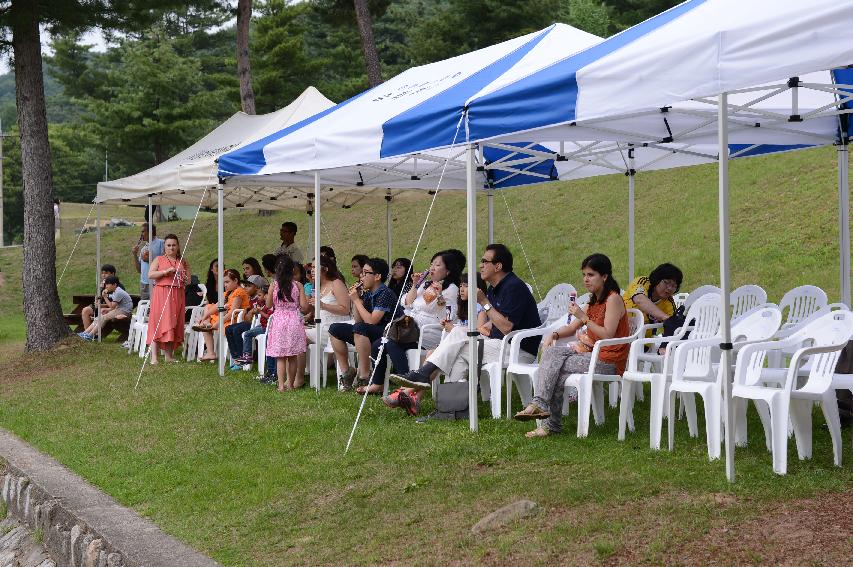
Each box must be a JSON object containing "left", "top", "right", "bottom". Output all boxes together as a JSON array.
[{"left": 219, "top": 0, "right": 853, "bottom": 476}]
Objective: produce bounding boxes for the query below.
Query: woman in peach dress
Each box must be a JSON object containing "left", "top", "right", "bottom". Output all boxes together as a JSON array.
[{"left": 147, "top": 234, "right": 189, "bottom": 364}]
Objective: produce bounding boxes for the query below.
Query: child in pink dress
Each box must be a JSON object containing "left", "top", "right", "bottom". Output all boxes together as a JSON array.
[{"left": 265, "top": 256, "right": 310, "bottom": 391}]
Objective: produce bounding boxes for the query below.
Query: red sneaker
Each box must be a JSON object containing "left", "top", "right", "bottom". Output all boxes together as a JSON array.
[
  {"left": 382, "top": 389, "right": 402, "bottom": 409},
  {"left": 397, "top": 390, "right": 421, "bottom": 416}
]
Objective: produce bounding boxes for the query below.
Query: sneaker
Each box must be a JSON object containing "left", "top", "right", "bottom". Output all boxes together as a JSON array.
[
  {"left": 236, "top": 354, "right": 253, "bottom": 364},
  {"left": 397, "top": 390, "right": 421, "bottom": 416},
  {"left": 260, "top": 375, "right": 277, "bottom": 385},
  {"left": 121, "top": 340, "right": 131, "bottom": 349},
  {"left": 339, "top": 367, "right": 357, "bottom": 391},
  {"left": 78, "top": 332, "right": 93, "bottom": 341},
  {"left": 389, "top": 371, "right": 431, "bottom": 391},
  {"left": 382, "top": 389, "right": 402, "bottom": 409},
  {"left": 229, "top": 363, "right": 242, "bottom": 371},
  {"left": 241, "top": 364, "right": 252, "bottom": 372}
]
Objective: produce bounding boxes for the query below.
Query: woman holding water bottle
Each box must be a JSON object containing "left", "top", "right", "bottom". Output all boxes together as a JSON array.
[{"left": 514, "top": 253, "right": 629, "bottom": 437}]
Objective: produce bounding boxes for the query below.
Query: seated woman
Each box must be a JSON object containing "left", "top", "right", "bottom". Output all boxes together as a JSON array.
[
  {"left": 387, "top": 257, "right": 412, "bottom": 297},
  {"left": 195, "top": 268, "right": 249, "bottom": 361},
  {"left": 623, "top": 262, "right": 683, "bottom": 326},
  {"left": 514, "top": 253, "right": 629, "bottom": 437},
  {"left": 305, "top": 255, "right": 351, "bottom": 347},
  {"left": 385, "top": 271, "right": 485, "bottom": 415},
  {"left": 242, "top": 257, "right": 263, "bottom": 280}
]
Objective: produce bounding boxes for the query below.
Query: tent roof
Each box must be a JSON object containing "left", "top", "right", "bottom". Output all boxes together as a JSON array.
[
  {"left": 217, "top": 0, "right": 852, "bottom": 193},
  {"left": 95, "top": 87, "right": 335, "bottom": 206}
]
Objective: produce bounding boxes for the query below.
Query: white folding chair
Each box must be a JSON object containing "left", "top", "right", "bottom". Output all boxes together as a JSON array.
[
  {"left": 668, "top": 304, "right": 781, "bottom": 460},
  {"left": 125, "top": 300, "right": 150, "bottom": 354},
  {"left": 733, "top": 310, "right": 853, "bottom": 474},
  {"left": 562, "top": 309, "right": 645, "bottom": 437},
  {"left": 620, "top": 293, "right": 722, "bottom": 450}
]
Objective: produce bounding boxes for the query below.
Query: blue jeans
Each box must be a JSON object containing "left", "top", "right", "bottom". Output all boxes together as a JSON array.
[
  {"left": 370, "top": 338, "right": 417, "bottom": 385},
  {"left": 241, "top": 325, "right": 266, "bottom": 356},
  {"left": 225, "top": 321, "right": 251, "bottom": 359}
]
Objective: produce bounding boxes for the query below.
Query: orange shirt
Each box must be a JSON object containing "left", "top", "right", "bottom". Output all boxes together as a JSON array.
[
  {"left": 576, "top": 291, "right": 630, "bottom": 375},
  {"left": 210, "top": 286, "right": 250, "bottom": 328}
]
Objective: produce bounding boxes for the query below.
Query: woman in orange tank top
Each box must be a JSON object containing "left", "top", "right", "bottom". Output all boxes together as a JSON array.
[{"left": 514, "top": 253, "right": 629, "bottom": 437}]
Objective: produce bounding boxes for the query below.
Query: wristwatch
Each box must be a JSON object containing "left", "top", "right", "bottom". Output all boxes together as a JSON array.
[{"left": 483, "top": 303, "right": 492, "bottom": 312}]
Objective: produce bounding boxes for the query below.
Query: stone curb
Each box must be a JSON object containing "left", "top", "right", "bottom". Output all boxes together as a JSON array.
[{"left": 0, "top": 429, "right": 221, "bottom": 567}]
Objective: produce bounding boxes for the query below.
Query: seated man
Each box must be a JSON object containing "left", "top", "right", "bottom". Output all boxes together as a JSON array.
[
  {"left": 328, "top": 258, "right": 398, "bottom": 392},
  {"left": 391, "top": 244, "right": 541, "bottom": 400},
  {"left": 623, "top": 263, "right": 683, "bottom": 328},
  {"left": 78, "top": 275, "right": 133, "bottom": 341},
  {"left": 81, "top": 264, "right": 123, "bottom": 329}
]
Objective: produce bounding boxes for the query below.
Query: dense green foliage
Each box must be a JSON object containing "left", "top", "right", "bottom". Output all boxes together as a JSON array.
[{"left": 0, "top": 0, "right": 680, "bottom": 243}]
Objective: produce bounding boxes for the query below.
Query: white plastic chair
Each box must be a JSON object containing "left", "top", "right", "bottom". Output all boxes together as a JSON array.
[
  {"left": 183, "top": 305, "right": 204, "bottom": 361},
  {"left": 683, "top": 285, "right": 722, "bottom": 310},
  {"left": 730, "top": 285, "right": 767, "bottom": 320},
  {"left": 620, "top": 293, "right": 722, "bottom": 450},
  {"left": 673, "top": 293, "right": 689, "bottom": 309},
  {"left": 536, "top": 284, "right": 575, "bottom": 324},
  {"left": 732, "top": 310, "right": 853, "bottom": 474},
  {"left": 778, "top": 285, "right": 828, "bottom": 330},
  {"left": 668, "top": 304, "right": 782, "bottom": 460},
  {"left": 133, "top": 301, "right": 153, "bottom": 357},
  {"left": 125, "top": 300, "right": 150, "bottom": 354},
  {"left": 503, "top": 284, "right": 577, "bottom": 419},
  {"left": 562, "top": 309, "right": 645, "bottom": 437},
  {"left": 239, "top": 314, "right": 262, "bottom": 370}
]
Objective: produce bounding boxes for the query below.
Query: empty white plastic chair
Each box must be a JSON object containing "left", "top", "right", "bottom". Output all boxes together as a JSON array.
[
  {"left": 125, "top": 300, "right": 150, "bottom": 354},
  {"left": 732, "top": 310, "right": 853, "bottom": 474},
  {"left": 730, "top": 285, "right": 767, "bottom": 320},
  {"left": 668, "top": 304, "right": 782, "bottom": 460},
  {"left": 562, "top": 309, "right": 645, "bottom": 437},
  {"left": 620, "top": 293, "right": 722, "bottom": 450},
  {"left": 683, "top": 285, "right": 722, "bottom": 310},
  {"left": 183, "top": 305, "right": 204, "bottom": 361},
  {"left": 673, "top": 293, "right": 689, "bottom": 309}
]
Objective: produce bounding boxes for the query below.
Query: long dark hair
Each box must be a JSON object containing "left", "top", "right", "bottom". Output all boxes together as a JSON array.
[
  {"left": 275, "top": 256, "right": 296, "bottom": 302},
  {"left": 389, "top": 257, "right": 412, "bottom": 296},
  {"left": 581, "top": 253, "right": 620, "bottom": 305},
  {"left": 293, "top": 262, "right": 308, "bottom": 285},
  {"left": 319, "top": 254, "right": 345, "bottom": 283},
  {"left": 205, "top": 259, "right": 218, "bottom": 304},
  {"left": 457, "top": 272, "right": 487, "bottom": 321},
  {"left": 425, "top": 250, "right": 462, "bottom": 290},
  {"left": 242, "top": 256, "right": 263, "bottom": 277}
]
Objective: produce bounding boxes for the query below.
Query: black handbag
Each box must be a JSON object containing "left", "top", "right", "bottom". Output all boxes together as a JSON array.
[{"left": 387, "top": 314, "right": 420, "bottom": 344}]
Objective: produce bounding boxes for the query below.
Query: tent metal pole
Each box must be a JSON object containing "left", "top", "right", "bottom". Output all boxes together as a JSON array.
[
  {"left": 385, "top": 196, "right": 392, "bottom": 265},
  {"left": 217, "top": 183, "right": 225, "bottom": 377},
  {"left": 487, "top": 191, "right": 494, "bottom": 244},
  {"left": 96, "top": 201, "right": 101, "bottom": 343},
  {"left": 314, "top": 174, "right": 323, "bottom": 392},
  {"left": 838, "top": 142, "right": 850, "bottom": 307},
  {"left": 466, "top": 144, "right": 479, "bottom": 432},
  {"left": 147, "top": 196, "right": 152, "bottom": 231},
  {"left": 718, "top": 93, "right": 735, "bottom": 483},
  {"left": 628, "top": 147, "right": 636, "bottom": 281}
]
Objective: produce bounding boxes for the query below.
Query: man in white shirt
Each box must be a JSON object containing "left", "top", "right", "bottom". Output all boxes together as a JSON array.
[{"left": 274, "top": 221, "right": 304, "bottom": 264}]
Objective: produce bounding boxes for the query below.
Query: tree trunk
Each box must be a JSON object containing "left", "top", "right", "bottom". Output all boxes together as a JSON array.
[
  {"left": 236, "top": 0, "right": 256, "bottom": 115},
  {"left": 353, "top": 0, "right": 382, "bottom": 87},
  {"left": 11, "top": 0, "right": 71, "bottom": 350}
]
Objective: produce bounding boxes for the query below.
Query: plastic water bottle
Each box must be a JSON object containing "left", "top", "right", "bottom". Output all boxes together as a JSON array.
[{"left": 567, "top": 291, "right": 577, "bottom": 324}]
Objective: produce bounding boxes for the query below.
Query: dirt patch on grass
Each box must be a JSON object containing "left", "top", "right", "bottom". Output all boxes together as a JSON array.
[{"left": 0, "top": 336, "right": 88, "bottom": 388}]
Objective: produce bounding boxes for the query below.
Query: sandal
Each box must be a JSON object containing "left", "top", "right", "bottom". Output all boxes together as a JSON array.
[
  {"left": 525, "top": 426, "right": 552, "bottom": 438},
  {"left": 513, "top": 403, "right": 550, "bottom": 421},
  {"left": 192, "top": 323, "right": 213, "bottom": 332},
  {"left": 355, "top": 383, "right": 382, "bottom": 395}
]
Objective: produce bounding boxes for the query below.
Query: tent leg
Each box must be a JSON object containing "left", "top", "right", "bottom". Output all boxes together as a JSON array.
[
  {"left": 96, "top": 201, "right": 101, "bottom": 343},
  {"left": 314, "top": 174, "right": 323, "bottom": 392},
  {"left": 839, "top": 143, "right": 850, "bottom": 307},
  {"left": 217, "top": 183, "right": 225, "bottom": 377},
  {"left": 467, "top": 144, "right": 479, "bottom": 432},
  {"left": 628, "top": 148, "right": 636, "bottom": 282},
  {"left": 718, "top": 93, "right": 735, "bottom": 483},
  {"left": 487, "top": 191, "right": 494, "bottom": 244},
  {"left": 386, "top": 196, "right": 392, "bottom": 265}
]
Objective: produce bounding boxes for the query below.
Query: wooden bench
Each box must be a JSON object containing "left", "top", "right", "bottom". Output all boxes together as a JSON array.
[{"left": 65, "top": 293, "right": 141, "bottom": 342}]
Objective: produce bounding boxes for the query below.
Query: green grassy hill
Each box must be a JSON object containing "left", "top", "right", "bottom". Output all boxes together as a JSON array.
[{"left": 0, "top": 145, "right": 850, "bottom": 342}]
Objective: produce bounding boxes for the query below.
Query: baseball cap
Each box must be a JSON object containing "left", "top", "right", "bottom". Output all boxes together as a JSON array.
[{"left": 247, "top": 275, "right": 268, "bottom": 289}]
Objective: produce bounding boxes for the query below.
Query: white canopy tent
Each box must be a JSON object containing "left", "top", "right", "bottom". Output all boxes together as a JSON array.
[{"left": 219, "top": 0, "right": 853, "bottom": 480}]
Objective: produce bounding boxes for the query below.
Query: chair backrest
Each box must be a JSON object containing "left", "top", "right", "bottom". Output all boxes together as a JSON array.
[
  {"left": 231, "top": 309, "right": 245, "bottom": 325},
  {"left": 683, "top": 285, "right": 722, "bottom": 310},
  {"left": 626, "top": 308, "right": 644, "bottom": 336},
  {"left": 673, "top": 292, "right": 689, "bottom": 309},
  {"left": 187, "top": 305, "right": 204, "bottom": 327},
  {"left": 730, "top": 285, "right": 767, "bottom": 319},
  {"left": 791, "top": 310, "right": 853, "bottom": 392},
  {"left": 134, "top": 300, "right": 150, "bottom": 320},
  {"left": 731, "top": 304, "right": 782, "bottom": 343},
  {"left": 198, "top": 283, "right": 207, "bottom": 298},
  {"left": 576, "top": 292, "right": 591, "bottom": 307},
  {"left": 538, "top": 283, "right": 576, "bottom": 326},
  {"left": 251, "top": 313, "right": 261, "bottom": 327},
  {"left": 778, "top": 285, "right": 828, "bottom": 327},
  {"left": 684, "top": 293, "right": 723, "bottom": 340}
]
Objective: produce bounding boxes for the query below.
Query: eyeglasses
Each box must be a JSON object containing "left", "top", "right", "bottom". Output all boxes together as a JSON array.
[
  {"left": 480, "top": 258, "right": 496, "bottom": 265},
  {"left": 361, "top": 270, "right": 377, "bottom": 276},
  {"left": 660, "top": 279, "right": 679, "bottom": 290}
]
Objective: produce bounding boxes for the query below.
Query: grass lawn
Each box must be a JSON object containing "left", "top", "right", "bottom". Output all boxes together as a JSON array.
[{"left": 0, "top": 146, "right": 852, "bottom": 564}]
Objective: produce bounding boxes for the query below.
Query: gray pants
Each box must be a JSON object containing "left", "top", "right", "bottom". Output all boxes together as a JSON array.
[{"left": 532, "top": 346, "right": 616, "bottom": 433}]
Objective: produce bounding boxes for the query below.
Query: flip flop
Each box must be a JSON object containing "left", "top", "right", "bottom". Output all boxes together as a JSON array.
[
  {"left": 525, "top": 426, "right": 552, "bottom": 438},
  {"left": 513, "top": 404, "right": 550, "bottom": 421},
  {"left": 355, "top": 383, "right": 382, "bottom": 395}
]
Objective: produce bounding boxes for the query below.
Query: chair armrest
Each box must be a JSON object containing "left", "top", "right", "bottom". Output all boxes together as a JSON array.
[
  {"left": 786, "top": 343, "right": 849, "bottom": 393},
  {"left": 639, "top": 322, "right": 663, "bottom": 336},
  {"left": 507, "top": 324, "right": 553, "bottom": 362},
  {"left": 670, "top": 336, "right": 723, "bottom": 380}
]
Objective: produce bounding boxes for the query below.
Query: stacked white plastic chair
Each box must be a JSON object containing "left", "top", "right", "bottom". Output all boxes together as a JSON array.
[
  {"left": 125, "top": 300, "right": 150, "bottom": 354},
  {"left": 562, "top": 308, "right": 645, "bottom": 437},
  {"left": 132, "top": 301, "right": 153, "bottom": 357},
  {"left": 730, "top": 285, "right": 768, "bottom": 320},
  {"left": 503, "top": 284, "right": 576, "bottom": 419},
  {"left": 668, "top": 304, "right": 782, "bottom": 460},
  {"left": 183, "top": 305, "right": 205, "bottom": 361},
  {"left": 732, "top": 309, "right": 853, "bottom": 474},
  {"left": 620, "top": 293, "right": 722, "bottom": 450}
]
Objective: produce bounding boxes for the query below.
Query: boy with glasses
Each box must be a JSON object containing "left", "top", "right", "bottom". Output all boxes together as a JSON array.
[{"left": 328, "top": 258, "right": 399, "bottom": 392}]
